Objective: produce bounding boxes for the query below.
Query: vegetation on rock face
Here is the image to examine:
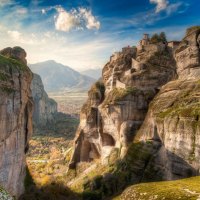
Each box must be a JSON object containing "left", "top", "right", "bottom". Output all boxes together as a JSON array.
[
  {"left": 0, "top": 54, "right": 29, "bottom": 94},
  {"left": 0, "top": 72, "right": 9, "bottom": 81},
  {"left": 0, "top": 54, "right": 27, "bottom": 71},
  {"left": 0, "top": 186, "right": 14, "bottom": 200},
  {"left": 186, "top": 26, "right": 200, "bottom": 35},
  {"left": 0, "top": 86, "right": 16, "bottom": 94},
  {"left": 156, "top": 80, "right": 200, "bottom": 119},
  {"left": 72, "top": 141, "right": 161, "bottom": 199},
  {"left": 102, "top": 87, "right": 139, "bottom": 107}
]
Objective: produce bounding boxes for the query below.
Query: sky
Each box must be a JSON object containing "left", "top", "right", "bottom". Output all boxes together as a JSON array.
[{"left": 0, "top": 0, "right": 199, "bottom": 71}]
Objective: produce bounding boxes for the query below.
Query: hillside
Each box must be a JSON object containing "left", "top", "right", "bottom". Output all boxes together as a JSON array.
[
  {"left": 29, "top": 60, "right": 95, "bottom": 92},
  {"left": 115, "top": 176, "right": 200, "bottom": 200}
]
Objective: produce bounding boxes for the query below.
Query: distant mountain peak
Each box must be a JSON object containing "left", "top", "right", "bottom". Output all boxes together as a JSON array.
[
  {"left": 29, "top": 60, "right": 95, "bottom": 92},
  {"left": 81, "top": 68, "right": 102, "bottom": 80}
]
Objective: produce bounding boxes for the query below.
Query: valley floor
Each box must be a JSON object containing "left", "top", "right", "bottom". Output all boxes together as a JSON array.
[{"left": 49, "top": 92, "right": 88, "bottom": 117}]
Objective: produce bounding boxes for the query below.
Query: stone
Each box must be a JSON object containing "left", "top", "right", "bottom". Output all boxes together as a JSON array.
[
  {"left": 31, "top": 73, "right": 57, "bottom": 132},
  {"left": 137, "top": 27, "right": 200, "bottom": 178},
  {"left": 0, "top": 46, "right": 27, "bottom": 65},
  {"left": 0, "top": 47, "right": 33, "bottom": 198},
  {"left": 69, "top": 40, "right": 176, "bottom": 168}
]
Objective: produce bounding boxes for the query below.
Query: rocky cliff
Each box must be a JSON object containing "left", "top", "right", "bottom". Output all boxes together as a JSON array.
[
  {"left": 136, "top": 26, "right": 200, "bottom": 179},
  {"left": 69, "top": 27, "right": 200, "bottom": 199},
  {"left": 70, "top": 38, "right": 177, "bottom": 168},
  {"left": 0, "top": 47, "right": 33, "bottom": 198},
  {"left": 31, "top": 73, "right": 57, "bottom": 132}
]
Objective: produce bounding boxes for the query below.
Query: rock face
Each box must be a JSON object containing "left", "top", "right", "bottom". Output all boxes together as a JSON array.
[
  {"left": 31, "top": 73, "right": 57, "bottom": 132},
  {"left": 70, "top": 41, "right": 177, "bottom": 168},
  {"left": 137, "top": 27, "right": 200, "bottom": 179},
  {"left": 69, "top": 27, "right": 200, "bottom": 199},
  {"left": 0, "top": 47, "right": 33, "bottom": 197}
]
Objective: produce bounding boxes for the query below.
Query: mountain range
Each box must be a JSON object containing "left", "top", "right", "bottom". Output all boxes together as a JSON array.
[
  {"left": 81, "top": 68, "right": 102, "bottom": 80},
  {"left": 29, "top": 60, "right": 95, "bottom": 92}
]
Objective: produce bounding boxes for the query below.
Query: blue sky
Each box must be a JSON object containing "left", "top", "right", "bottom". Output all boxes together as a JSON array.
[{"left": 0, "top": 0, "right": 199, "bottom": 71}]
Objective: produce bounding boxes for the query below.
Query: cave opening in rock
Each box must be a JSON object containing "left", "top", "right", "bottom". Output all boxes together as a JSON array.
[{"left": 102, "top": 133, "right": 115, "bottom": 146}]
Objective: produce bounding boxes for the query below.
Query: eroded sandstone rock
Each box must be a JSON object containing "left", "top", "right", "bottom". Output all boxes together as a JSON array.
[
  {"left": 137, "top": 27, "right": 200, "bottom": 178},
  {"left": 0, "top": 47, "right": 27, "bottom": 65},
  {"left": 0, "top": 47, "right": 33, "bottom": 198},
  {"left": 31, "top": 73, "right": 57, "bottom": 132},
  {"left": 70, "top": 42, "right": 177, "bottom": 168}
]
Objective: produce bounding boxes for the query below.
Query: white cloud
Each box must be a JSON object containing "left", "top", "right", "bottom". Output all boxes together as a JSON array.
[
  {"left": 54, "top": 6, "right": 100, "bottom": 32},
  {"left": 55, "top": 7, "right": 80, "bottom": 32},
  {"left": 150, "top": 0, "right": 169, "bottom": 13},
  {"left": 7, "top": 29, "right": 46, "bottom": 45},
  {"left": 0, "top": 25, "right": 111, "bottom": 70},
  {"left": 7, "top": 30, "right": 22, "bottom": 40},
  {"left": 42, "top": 9, "right": 46, "bottom": 14},
  {"left": 79, "top": 8, "right": 100, "bottom": 30}
]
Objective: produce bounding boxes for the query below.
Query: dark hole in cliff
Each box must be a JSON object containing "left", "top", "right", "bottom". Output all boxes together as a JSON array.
[
  {"left": 80, "top": 140, "right": 91, "bottom": 161},
  {"left": 155, "top": 88, "right": 160, "bottom": 93},
  {"left": 102, "top": 133, "right": 115, "bottom": 146},
  {"left": 80, "top": 140, "right": 100, "bottom": 162}
]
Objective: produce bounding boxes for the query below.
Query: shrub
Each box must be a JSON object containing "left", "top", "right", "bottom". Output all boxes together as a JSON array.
[{"left": 150, "top": 32, "right": 167, "bottom": 44}]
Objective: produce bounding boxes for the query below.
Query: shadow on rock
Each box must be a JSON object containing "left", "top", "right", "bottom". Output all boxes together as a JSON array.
[{"left": 82, "top": 141, "right": 199, "bottom": 200}]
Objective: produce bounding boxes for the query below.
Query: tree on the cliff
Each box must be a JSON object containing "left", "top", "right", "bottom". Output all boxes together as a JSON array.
[
  {"left": 160, "top": 32, "right": 167, "bottom": 43},
  {"left": 150, "top": 33, "right": 160, "bottom": 44},
  {"left": 150, "top": 32, "right": 167, "bottom": 44}
]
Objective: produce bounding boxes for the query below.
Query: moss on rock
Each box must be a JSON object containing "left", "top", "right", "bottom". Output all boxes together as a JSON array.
[
  {"left": 186, "top": 26, "right": 200, "bottom": 35},
  {"left": 102, "top": 87, "right": 139, "bottom": 107},
  {"left": 0, "top": 54, "right": 27, "bottom": 71},
  {"left": 0, "top": 186, "right": 14, "bottom": 200}
]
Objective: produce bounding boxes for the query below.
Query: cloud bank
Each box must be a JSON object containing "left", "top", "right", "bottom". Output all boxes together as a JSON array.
[{"left": 49, "top": 6, "right": 101, "bottom": 32}]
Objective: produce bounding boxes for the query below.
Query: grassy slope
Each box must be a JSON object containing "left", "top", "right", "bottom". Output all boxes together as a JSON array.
[{"left": 115, "top": 176, "right": 200, "bottom": 200}]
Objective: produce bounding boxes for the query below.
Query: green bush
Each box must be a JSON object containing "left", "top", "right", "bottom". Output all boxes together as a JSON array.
[{"left": 150, "top": 32, "right": 167, "bottom": 44}]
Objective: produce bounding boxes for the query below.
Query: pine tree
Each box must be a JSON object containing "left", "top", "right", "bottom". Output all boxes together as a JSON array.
[{"left": 159, "top": 32, "right": 167, "bottom": 43}]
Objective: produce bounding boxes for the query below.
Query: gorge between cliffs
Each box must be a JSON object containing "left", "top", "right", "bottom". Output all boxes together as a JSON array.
[{"left": 0, "top": 26, "right": 200, "bottom": 200}]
